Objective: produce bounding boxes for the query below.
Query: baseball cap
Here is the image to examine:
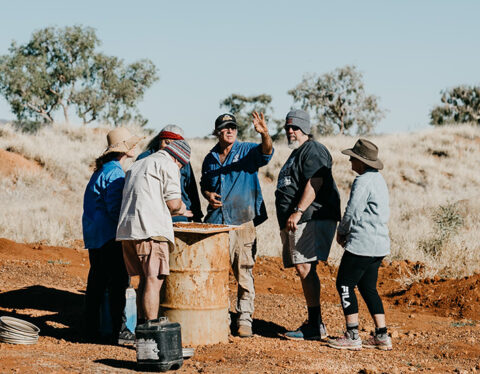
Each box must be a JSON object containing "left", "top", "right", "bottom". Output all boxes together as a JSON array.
[{"left": 214, "top": 113, "right": 237, "bottom": 133}]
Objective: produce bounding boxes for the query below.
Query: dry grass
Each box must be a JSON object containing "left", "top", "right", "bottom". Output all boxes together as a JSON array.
[{"left": 1, "top": 123, "right": 480, "bottom": 278}]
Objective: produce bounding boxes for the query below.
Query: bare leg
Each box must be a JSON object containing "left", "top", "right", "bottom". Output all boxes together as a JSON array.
[
  {"left": 345, "top": 313, "right": 359, "bottom": 325},
  {"left": 142, "top": 275, "right": 165, "bottom": 321},
  {"left": 373, "top": 314, "right": 386, "bottom": 329},
  {"left": 285, "top": 262, "right": 325, "bottom": 339},
  {"left": 295, "top": 262, "right": 320, "bottom": 307}
]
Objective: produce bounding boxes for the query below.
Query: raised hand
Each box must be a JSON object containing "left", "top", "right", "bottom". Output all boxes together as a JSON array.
[{"left": 252, "top": 111, "right": 268, "bottom": 135}]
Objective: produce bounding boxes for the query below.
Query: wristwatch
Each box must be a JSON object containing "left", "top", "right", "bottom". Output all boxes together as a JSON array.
[{"left": 293, "top": 206, "right": 305, "bottom": 214}]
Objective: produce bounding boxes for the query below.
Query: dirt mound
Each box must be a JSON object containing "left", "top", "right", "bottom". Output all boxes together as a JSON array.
[
  {"left": 0, "top": 149, "right": 42, "bottom": 177},
  {"left": 391, "top": 273, "right": 480, "bottom": 320}
]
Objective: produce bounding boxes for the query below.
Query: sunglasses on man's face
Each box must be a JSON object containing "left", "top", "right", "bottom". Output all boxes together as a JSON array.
[
  {"left": 284, "top": 125, "right": 301, "bottom": 132},
  {"left": 221, "top": 124, "right": 237, "bottom": 131}
]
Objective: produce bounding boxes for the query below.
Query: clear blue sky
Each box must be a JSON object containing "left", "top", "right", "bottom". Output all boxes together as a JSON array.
[{"left": 0, "top": 0, "right": 478, "bottom": 137}]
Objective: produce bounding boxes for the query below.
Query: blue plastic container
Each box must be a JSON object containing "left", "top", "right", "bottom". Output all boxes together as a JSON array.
[{"left": 125, "top": 287, "right": 137, "bottom": 333}]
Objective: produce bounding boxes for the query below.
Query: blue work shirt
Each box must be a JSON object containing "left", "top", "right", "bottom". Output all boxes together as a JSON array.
[
  {"left": 137, "top": 149, "right": 203, "bottom": 222},
  {"left": 201, "top": 140, "right": 273, "bottom": 226},
  {"left": 82, "top": 160, "right": 125, "bottom": 249}
]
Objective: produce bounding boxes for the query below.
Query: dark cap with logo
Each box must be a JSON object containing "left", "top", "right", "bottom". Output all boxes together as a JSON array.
[
  {"left": 285, "top": 109, "right": 311, "bottom": 135},
  {"left": 214, "top": 113, "right": 237, "bottom": 132}
]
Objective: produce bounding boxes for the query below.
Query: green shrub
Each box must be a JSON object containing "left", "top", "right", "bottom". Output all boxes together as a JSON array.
[{"left": 419, "top": 202, "right": 464, "bottom": 257}]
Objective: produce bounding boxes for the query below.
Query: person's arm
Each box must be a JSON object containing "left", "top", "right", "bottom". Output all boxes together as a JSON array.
[
  {"left": 337, "top": 176, "right": 369, "bottom": 240},
  {"left": 163, "top": 159, "right": 187, "bottom": 216},
  {"left": 285, "top": 176, "right": 323, "bottom": 232},
  {"left": 252, "top": 111, "right": 273, "bottom": 155},
  {"left": 166, "top": 198, "right": 186, "bottom": 216},
  {"left": 104, "top": 170, "right": 125, "bottom": 221},
  {"left": 200, "top": 155, "right": 222, "bottom": 209}
]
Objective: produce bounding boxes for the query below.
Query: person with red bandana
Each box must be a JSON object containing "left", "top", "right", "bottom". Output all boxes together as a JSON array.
[{"left": 137, "top": 124, "right": 203, "bottom": 222}]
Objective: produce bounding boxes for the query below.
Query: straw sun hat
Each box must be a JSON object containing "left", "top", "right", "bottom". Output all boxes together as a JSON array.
[
  {"left": 341, "top": 139, "right": 384, "bottom": 170},
  {"left": 103, "top": 127, "right": 143, "bottom": 155}
]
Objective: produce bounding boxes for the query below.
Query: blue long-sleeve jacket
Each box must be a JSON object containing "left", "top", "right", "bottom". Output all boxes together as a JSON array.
[
  {"left": 201, "top": 140, "right": 273, "bottom": 226},
  {"left": 82, "top": 160, "right": 125, "bottom": 249}
]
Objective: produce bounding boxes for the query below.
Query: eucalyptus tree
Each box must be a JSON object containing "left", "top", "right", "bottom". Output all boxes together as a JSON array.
[
  {"left": 220, "top": 93, "right": 275, "bottom": 139},
  {"left": 288, "top": 65, "right": 385, "bottom": 135},
  {"left": 0, "top": 25, "right": 158, "bottom": 126},
  {"left": 430, "top": 85, "right": 480, "bottom": 126}
]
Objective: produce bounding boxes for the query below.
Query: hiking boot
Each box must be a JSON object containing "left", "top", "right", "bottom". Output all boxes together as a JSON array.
[
  {"left": 117, "top": 329, "right": 135, "bottom": 346},
  {"left": 327, "top": 332, "right": 362, "bottom": 350},
  {"left": 237, "top": 325, "right": 253, "bottom": 338},
  {"left": 363, "top": 332, "right": 392, "bottom": 351},
  {"left": 284, "top": 322, "right": 328, "bottom": 341}
]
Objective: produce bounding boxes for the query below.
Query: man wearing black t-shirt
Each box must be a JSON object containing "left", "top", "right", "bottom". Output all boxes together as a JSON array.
[{"left": 275, "top": 109, "right": 341, "bottom": 341}]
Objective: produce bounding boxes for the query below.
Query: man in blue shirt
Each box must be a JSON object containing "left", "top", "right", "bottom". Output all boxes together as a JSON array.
[{"left": 201, "top": 112, "right": 273, "bottom": 338}]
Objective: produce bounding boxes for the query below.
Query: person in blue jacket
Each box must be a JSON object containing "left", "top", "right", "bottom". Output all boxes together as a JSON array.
[
  {"left": 82, "top": 127, "right": 141, "bottom": 343},
  {"left": 200, "top": 112, "right": 273, "bottom": 338},
  {"left": 137, "top": 124, "right": 203, "bottom": 222}
]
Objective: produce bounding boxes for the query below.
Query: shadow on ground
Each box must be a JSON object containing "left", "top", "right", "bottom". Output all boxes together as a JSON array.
[
  {"left": 0, "top": 285, "right": 85, "bottom": 342},
  {"left": 253, "top": 318, "right": 287, "bottom": 338},
  {"left": 228, "top": 311, "right": 287, "bottom": 338},
  {"left": 94, "top": 359, "right": 138, "bottom": 371}
]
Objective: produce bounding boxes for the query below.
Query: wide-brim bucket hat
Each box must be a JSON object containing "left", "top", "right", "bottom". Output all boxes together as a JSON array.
[
  {"left": 341, "top": 138, "right": 384, "bottom": 170},
  {"left": 102, "top": 127, "right": 143, "bottom": 156}
]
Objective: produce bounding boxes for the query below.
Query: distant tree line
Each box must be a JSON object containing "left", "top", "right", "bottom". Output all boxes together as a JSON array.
[
  {"left": 222, "top": 72, "right": 480, "bottom": 139},
  {"left": 1, "top": 25, "right": 478, "bottom": 135},
  {"left": 0, "top": 25, "right": 158, "bottom": 129},
  {"left": 221, "top": 65, "right": 386, "bottom": 138}
]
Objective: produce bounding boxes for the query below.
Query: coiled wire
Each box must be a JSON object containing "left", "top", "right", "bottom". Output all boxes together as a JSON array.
[{"left": 0, "top": 316, "right": 40, "bottom": 344}]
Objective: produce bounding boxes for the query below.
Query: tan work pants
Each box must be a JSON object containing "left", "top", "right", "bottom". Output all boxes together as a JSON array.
[{"left": 229, "top": 221, "right": 256, "bottom": 327}]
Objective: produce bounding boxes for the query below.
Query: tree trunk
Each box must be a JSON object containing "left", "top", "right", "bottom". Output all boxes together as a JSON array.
[
  {"left": 41, "top": 112, "right": 54, "bottom": 123},
  {"left": 339, "top": 106, "right": 345, "bottom": 134},
  {"left": 339, "top": 114, "right": 344, "bottom": 134},
  {"left": 61, "top": 103, "right": 70, "bottom": 125}
]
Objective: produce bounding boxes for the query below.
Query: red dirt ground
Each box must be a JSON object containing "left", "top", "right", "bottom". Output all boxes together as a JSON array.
[{"left": 0, "top": 238, "right": 479, "bottom": 373}]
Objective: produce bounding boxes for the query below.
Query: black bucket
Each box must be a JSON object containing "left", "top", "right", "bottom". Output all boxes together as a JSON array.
[{"left": 135, "top": 317, "right": 183, "bottom": 372}]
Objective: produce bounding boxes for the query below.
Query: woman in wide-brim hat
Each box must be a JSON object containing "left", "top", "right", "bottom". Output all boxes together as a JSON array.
[
  {"left": 328, "top": 139, "right": 393, "bottom": 351},
  {"left": 82, "top": 127, "right": 142, "bottom": 344}
]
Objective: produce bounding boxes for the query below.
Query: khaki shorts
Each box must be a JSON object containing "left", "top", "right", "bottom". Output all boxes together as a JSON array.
[
  {"left": 122, "top": 238, "right": 170, "bottom": 277},
  {"left": 281, "top": 219, "right": 336, "bottom": 268}
]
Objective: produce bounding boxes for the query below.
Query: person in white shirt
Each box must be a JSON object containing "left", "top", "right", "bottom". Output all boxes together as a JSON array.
[{"left": 116, "top": 139, "right": 192, "bottom": 323}]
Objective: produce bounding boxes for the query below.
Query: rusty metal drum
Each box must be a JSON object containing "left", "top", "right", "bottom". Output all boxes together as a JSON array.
[{"left": 161, "top": 224, "right": 236, "bottom": 346}]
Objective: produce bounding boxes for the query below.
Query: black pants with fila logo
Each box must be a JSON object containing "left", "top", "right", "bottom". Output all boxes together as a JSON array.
[{"left": 336, "top": 251, "right": 385, "bottom": 316}]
